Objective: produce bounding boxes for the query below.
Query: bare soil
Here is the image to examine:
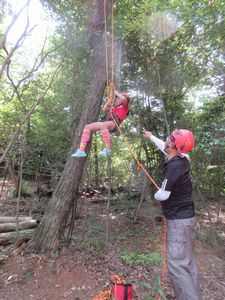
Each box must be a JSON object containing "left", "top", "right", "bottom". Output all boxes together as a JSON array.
[{"left": 0, "top": 180, "right": 225, "bottom": 300}]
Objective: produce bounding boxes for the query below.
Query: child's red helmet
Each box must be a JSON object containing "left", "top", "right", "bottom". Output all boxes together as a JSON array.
[{"left": 170, "top": 129, "right": 195, "bottom": 153}]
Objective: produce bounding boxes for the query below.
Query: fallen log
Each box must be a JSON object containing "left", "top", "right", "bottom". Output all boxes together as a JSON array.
[
  {"left": 0, "top": 220, "right": 37, "bottom": 233},
  {"left": 0, "top": 229, "right": 35, "bottom": 245},
  {"left": 0, "top": 216, "right": 32, "bottom": 223}
]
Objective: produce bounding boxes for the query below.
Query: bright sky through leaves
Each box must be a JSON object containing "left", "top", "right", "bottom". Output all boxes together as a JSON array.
[{"left": 4, "top": 0, "right": 56, "bottom": 65}]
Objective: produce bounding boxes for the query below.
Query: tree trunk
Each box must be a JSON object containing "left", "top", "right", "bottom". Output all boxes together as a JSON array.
[{"left": 29, "top": 0, "right": 108, "bottom": 252}]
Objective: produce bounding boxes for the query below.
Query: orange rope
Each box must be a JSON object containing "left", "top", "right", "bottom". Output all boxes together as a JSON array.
[
  {"left": 103, "top": 2, "right": 166, "bottom": 298},
  {"left": 103, "top": 0, "right": 159, "bottom": 189},
  {"left": 110, "top": 113, "right": 160, "bottom": 190},
  {"left": 104, "top": 0, "right": 109, "bottom": 97},
  {"left": 111, "top": 274, "right": 126, "bottom": 285},
  {"left": 111, "top": 0, "right": 114, "bottom": 83},
  {"left": 93, "top": 290, "right": 111, "bottom": 300},
  {"left": 109, "top": 0, "right": 115, "bottom": 107},
  {"left": 104, "top": 0, "right": 115, "bottom": 104}
]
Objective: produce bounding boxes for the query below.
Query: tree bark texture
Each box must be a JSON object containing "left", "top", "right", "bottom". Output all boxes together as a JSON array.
[{"left": 29, "top": 0, "right": 108, "bottom": 252}]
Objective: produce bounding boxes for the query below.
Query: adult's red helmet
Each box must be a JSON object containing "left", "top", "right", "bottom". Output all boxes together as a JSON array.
[{"left": 170, "top": 129, "right": 195, "bottom": 153}]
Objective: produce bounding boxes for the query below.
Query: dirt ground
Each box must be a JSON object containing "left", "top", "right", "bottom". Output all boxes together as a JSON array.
[{"left": 0, "top": 180, "right": 225, "bottom": 300}]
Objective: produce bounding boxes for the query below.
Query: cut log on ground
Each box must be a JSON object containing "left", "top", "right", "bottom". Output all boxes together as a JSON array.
[
  {"left": 0, "top": 216, "right": 33, "bottom": 223},
  {"left": 0, "top": 220, "right": 37, "bottom": 233},
  {"left": 0, "top": 229, "right": 35, "bottom": 245}
]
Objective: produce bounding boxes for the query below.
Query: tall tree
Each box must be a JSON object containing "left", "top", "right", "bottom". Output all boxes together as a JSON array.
[{"left": 29, "top": 0, "right": 108, "bottom": 252}]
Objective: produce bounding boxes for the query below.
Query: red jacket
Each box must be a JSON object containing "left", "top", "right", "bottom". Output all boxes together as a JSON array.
[{"left": 106, "top": 102, "right": 129, "bottom": 123}]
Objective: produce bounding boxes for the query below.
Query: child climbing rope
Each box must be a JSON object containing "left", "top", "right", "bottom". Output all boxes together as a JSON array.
[{"left": 71, "top": 89, "right": 130, "bottom": 157}]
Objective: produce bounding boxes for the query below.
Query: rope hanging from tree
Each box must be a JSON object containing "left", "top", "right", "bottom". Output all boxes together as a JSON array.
[
  {"left": 103, "top": 1, "right": 167, "bottom": 298},
  {"left": 103, "top": 0, "right": 159, "bottom": 190}
]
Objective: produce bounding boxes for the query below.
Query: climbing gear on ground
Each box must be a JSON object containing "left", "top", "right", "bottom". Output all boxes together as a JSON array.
[
  {"left": 111, "top": 274, "right": 132, "bottom": 300},
  {"left": 93, "top": 290, "right": 111, "bottom": 300},
  {"left": 93, "top": 274, "right": 132, "bottom": 300}
]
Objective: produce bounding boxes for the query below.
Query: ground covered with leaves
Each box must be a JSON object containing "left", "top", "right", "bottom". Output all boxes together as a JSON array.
[{"left": 0, "top": 180, "right": 225, "bottom": 300}]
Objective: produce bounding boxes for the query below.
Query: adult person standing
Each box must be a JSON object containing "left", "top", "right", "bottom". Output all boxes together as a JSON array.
[{"left": 143, "top": 129, "right": 202, "bottom": 300}]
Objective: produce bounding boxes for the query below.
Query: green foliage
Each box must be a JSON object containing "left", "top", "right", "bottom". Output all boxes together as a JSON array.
[
  {"left": 50, "top": 168, "right": 61, "bottom": 186},
  {"left": 1, "top": 0, "right": 224, "bottom": 209},
  {"left": 145, "top": 252, "right": 162, "bottom": 265},
  {"left": 135, "top": 273, "right": 167, "bottom": 300},
  {"left": 120, "top": 251, "right": 137, "bottom": 265},
  {"left": 120, "top": 251, "right": 162, "bottom": 266},
  {"left": 82, "top": 238, "right": 104, "bottom": 251},
  {"left": 23, "top": 271, "right": 34, "bottom": 282},
  {"left": 81, "top": 214, "right": 104, "bottom": 250},
  {"left": 51, "top": 250, "right": 60, "bottom": 258},
  {"left": 13, "top": 181, "right": 30, "bottom": 198},
  {"left": 190, "top": 96, "right": 225, "bottom": 196}
]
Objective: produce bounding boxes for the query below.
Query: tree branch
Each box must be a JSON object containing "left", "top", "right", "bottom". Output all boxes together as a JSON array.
[
  {"left": 0, "top": 0, "right": 31, "bottom": 49},
  {"left": 0, "top": 46, "right": 69, "bottom": 163},
  {"left": 0, "top": 10, "right": 32, "bottom": 79}
]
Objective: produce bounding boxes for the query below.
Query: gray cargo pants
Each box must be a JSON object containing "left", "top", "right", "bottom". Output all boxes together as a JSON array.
[{"left": 166, "top": 216, "right": 202, "bottom": 300}]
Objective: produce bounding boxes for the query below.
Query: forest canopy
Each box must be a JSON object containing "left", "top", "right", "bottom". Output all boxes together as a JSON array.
[{"left": 0, "top": 0, "right": 224, "bottom": 252}]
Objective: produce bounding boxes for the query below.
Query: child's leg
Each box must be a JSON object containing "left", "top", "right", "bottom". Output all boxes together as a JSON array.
[
  {"left": 74, "top": 121, "right": 115, "bottom": 154},
  {"left": 78, "top": 121, "right": 110, "bottom": 152},
  {"left": 101, "top": 128, "right": 111, "bottom": 152},
  {"left": 79, "top": 128, "right": 91, "bottom": 151}
]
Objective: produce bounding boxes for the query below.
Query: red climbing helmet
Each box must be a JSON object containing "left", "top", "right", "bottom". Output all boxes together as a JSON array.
[{"left": 170, "top": 129, "right": 195, "bottom": 153}]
